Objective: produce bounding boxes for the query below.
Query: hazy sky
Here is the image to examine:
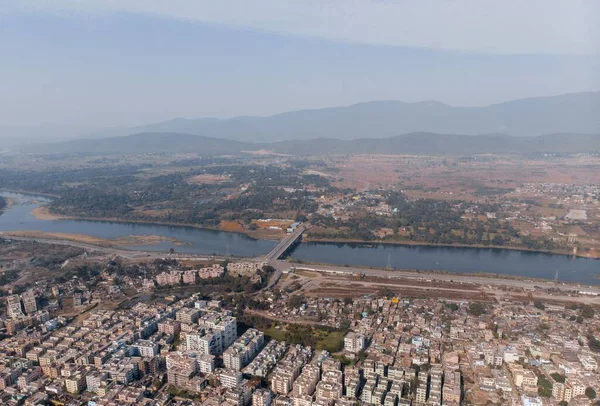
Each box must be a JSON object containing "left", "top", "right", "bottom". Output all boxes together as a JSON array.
[{"left": 1, "top": 0, "right": 599, "bottom": 127}]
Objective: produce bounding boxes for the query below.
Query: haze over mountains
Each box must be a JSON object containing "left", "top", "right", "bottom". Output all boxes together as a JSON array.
[
  {"left": 5, "top": 91, "right": 600, "bottom": 156},
  {"left": 83, "top": 91, "right": 600, "bottom": 141},
  {"left": 21, "top": 132, "right": 600, "bottom": 156}
]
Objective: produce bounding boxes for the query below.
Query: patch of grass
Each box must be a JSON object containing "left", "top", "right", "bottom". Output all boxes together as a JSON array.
[
  {"left": 264, "top": 326, "right": 287, "bottom": 341},
  {"left": 316, "top": 330, "right": 345, "bottom": 353}
]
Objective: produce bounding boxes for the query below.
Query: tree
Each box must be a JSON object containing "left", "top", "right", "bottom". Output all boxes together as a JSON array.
[
  {"left": 446, "top": 303, "right": 459, "bottom": 312},
  {"left": 533, "top": 300, "right": 545, "bottom": 310},
  {"left": 295, "top": 214, "right": 309, "bottom": 222},
  {"left": 581, "top": 305, "right": 595, "bottom": 319},
  {"left": 586, "top": 387, "right": 597, "bottom": 400},
  {"left": 288, "top": 294, "right": 305, "bottom": 309},
  {"left": 468, "top": 302, "right": 486, "bottom": 316},
  {"left": 538, "top": 375, "right": 553, "bottom": 398},
  {"left": 558, "top": 401, "right": 568, "bottom": 406},
  {"left": 588, "top": 334, "right": 600, "bottom": 353}
]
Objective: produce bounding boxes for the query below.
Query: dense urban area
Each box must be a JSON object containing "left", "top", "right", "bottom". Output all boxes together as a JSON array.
[{"left": 0, "top": 235, "right": 598, "bottom": 406}]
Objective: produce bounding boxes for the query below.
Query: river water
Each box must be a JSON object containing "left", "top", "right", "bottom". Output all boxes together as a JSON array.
[{"left": 1, "top": 192, "right": 598, "bottom": 284}]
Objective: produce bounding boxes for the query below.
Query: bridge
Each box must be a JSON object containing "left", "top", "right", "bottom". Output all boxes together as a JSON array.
[{"left": 264, "top": 224, "right": 307, "bottom": 262}]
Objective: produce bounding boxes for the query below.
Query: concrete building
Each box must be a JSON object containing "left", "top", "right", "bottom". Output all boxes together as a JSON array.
[
  {"left": 131, "top": 340, "right": 159, "bottom": 357},
  {"left": 220, "top": 369, "right": 243, "bottom": 389},
  {"left": 6, "top": 294, "right": 23, "bottom": 319},
  {"left": 344, "top": 332, "right": 365, "bottom": 354},
  {"left": 198, "top": 354, "right": 215, "bottom": 374},
  {"left": 252, "top": 389, "right": 272, "bottom": 406},
  {"left": 21, "top": 290, "right": 38, "bottom": 315},
  {"left": 223, "top": 329, "right": 264, "bottom": 371}
]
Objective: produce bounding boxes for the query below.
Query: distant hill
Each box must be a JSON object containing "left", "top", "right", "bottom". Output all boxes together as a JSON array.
[
  {"left": 87, "top": 91, "right": 600, "bottom": 141},
  {"left": 270, "top": 133, "right": 600, "bottom": 155},
  {"left": 21, "top": 132, "right": 253, "bottom": 155},
  {"left": 19, "top": 131, "right": 600, "bottom": 156}
]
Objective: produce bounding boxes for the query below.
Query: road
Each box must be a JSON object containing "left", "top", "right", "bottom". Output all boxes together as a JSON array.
[
  {"left": 264, "top": 224, "right": 307, "bottom": 261},
  {"left": 270, "top": 260, "right": 600, "bottom": 295}
]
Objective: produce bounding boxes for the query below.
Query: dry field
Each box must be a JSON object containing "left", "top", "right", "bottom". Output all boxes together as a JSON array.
[
  {"left": 314, "top": 154, "right": 600, "bottom": 201},
  {"left": 187, "top": 173, "right": 230, "bottom": 185}
]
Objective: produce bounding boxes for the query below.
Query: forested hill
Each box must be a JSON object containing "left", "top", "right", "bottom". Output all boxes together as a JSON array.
[{"left": 21, "top": 132, "right": 254, "bottom": 155}]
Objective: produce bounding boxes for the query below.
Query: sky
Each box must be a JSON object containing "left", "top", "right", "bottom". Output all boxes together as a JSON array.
[{"left": 1, "top": 0, "right": 599, "bottom": 128}]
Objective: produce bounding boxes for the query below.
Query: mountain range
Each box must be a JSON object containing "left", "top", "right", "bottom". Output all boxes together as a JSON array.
[{"left": 82, "top": 91, "right": 600, "bottom": 141}]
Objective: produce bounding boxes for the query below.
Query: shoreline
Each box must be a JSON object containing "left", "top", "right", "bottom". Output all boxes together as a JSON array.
[
  {"left": 2, "top": 230, "right": 188, "bottom": 248},
  {"left": 288, "top": 258, "right": 587, "bottom": 286},
  {"left": 11, "top": 194, "right": 599, "bottom": 260},
  {"left": 302, "top": 236, "right": 598, "bottom": 260},
  {"left": 3, "top": 230, "right": 598, "bottom": 286},
  {"left": 28, "top": 204, "right": 280, "bottom": 241}
]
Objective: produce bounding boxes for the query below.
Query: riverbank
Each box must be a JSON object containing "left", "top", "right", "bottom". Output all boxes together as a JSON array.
[
  {"left": 31, "top": 206, "right": 69, "bottom": 220},
  {"left": 303, "top": 236, "right": 598, "bottom": 260},
  {"left": 30, "top": 206, "right": 597, "bottom": 260},
  {"left": 30, "top": 204, "right": 282, "bottom": 241},
  {"left": 14, "top": 195, "right": 599, "bottom": 261},
  {"left": 4, "top": 230, "right": 188, "bottom": 248},
  {"left": 286, "top": 257, "right": 594, "bottom": 286}
]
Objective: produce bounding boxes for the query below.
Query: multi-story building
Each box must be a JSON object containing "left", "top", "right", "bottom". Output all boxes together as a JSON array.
[
  {"left": 344, "top": 332, "right": 365, "bottom": 354},
  {"left": 86, "top": 371, "right": 108, "bottom": 393},
  {"left": 182, "top": 270, "right": 197, "bottom": 284},
  {"left": 21, "top": 290, "right": 38, "bottom": 315},
  {"left": 443, "top": 370, "right": 461, "bottom": 405},
  {"left": 198, "top": 354, "right": 215, "bottom": 374},
  {"left": 185, "top": 330, "right": 223, "bottom": 355},
  {"left": 176, "top": 308, "right": 201, "bottom": 325},
  {"left": 6, "top": 295, "right": 23, "bottom": 319},
  {"left": 223, "top": 329, "right": 264, "bottom": 371},
  {"left": 315, "top": 381, "right": 343, "bottom": 400},
  {"left": 220, "top": 369, "right": 243, "bottom": 389},
  {"left": 568, "top": 379, "right": 586, "bottom": 397},
  {"left": 415, "top": 375, "right": 428, "bottom": 404},
  {"left": 200, "top": 313, "right": 237, "bottom": 349},
  {"left": 578, "top": 354, "right": 598, "bottom": 371},
  {"left": 158, "top": 320, "right": 181, "bottom": 336},
  {"left": 131, "top": 340, "right": 159, "bottom": 357},
  {"left": 65, "top": 371, "right": 88, "bottom": 394},
  {"left": 252, "top": 388, "right": 272, "bottom": 406},
  {"left": 272, "top": 371, "right": 295, "bottom": 395},
  {"left": 292, "top": 364, "right": 320, "bottom": 397},
  {"left": 17, "top": 367, "right": 42, "bottom": 389}
]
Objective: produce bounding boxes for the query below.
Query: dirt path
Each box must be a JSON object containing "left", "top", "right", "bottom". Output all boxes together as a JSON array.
[{"left": 244, "top": 309, "right": 321, "bottom": 326}]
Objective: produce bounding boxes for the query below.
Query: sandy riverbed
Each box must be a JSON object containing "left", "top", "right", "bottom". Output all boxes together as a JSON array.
[
  {"left": 31, "top": 206, "right": 69, "bottom": 220},
  {"left": 4, "top": 230, "right": 187, "bottom": 247}
]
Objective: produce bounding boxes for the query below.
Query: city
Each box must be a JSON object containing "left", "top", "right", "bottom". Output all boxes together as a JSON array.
[
  {"left": 1, "top": 1, "right": 600, "bottom": 406},
  {"left": 0, "top": 247, "right": 599, "bottom": 405}
]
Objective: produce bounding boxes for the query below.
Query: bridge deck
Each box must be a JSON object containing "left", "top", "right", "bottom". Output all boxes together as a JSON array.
[{"left": 265, "top": 224, "right": 306, "bottom": 261}]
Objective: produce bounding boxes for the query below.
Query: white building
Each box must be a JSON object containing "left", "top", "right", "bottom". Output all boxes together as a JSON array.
[
  {"left": 252, "top": 388, "right": 272, "bottom": 406},
  {"left": 344, "top": 332, "right": 365, "bottom": 354},
  {"left": 132, "top": 340, "right": 159, "bottom": 357}
]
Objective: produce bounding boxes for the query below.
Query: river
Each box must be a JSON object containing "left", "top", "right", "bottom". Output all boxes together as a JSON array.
[{"left": 1, "top": 192, "right": 598, "bottom": 284}]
